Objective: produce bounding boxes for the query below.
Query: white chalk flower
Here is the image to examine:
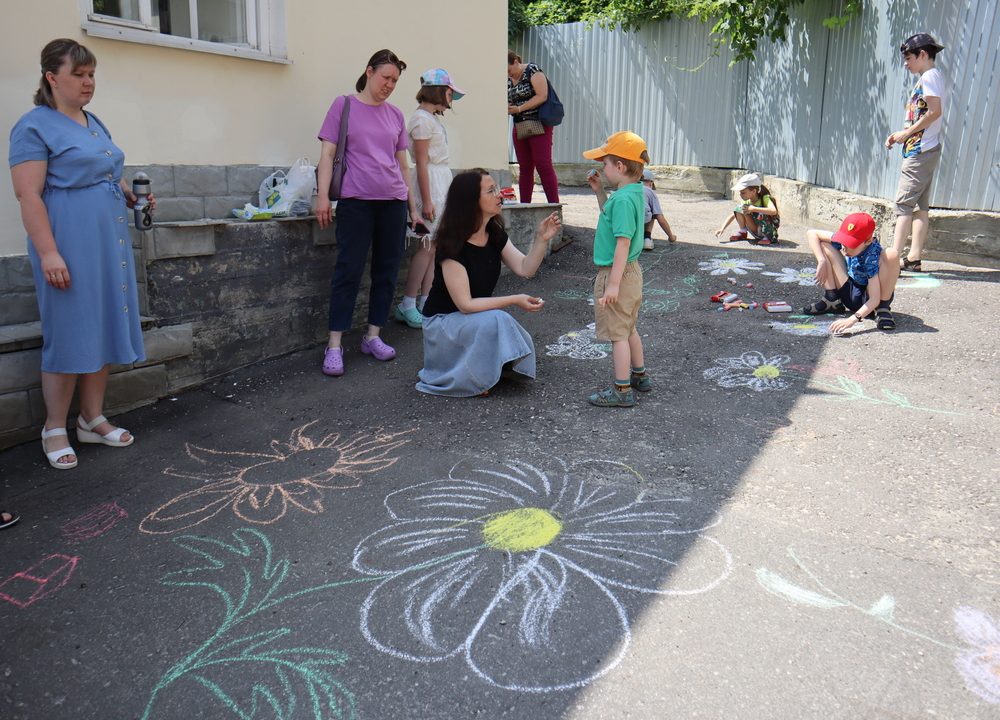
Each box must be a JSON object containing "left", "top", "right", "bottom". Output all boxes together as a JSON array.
[
  {"left": 704, "top": 351, "right": 791, "bottom": 392},
  {"left": 697, "top": 257, "right": 765, "bottom": 276},
  {"left": 761, "top": 267, "right": 816, "bottom": 286}
]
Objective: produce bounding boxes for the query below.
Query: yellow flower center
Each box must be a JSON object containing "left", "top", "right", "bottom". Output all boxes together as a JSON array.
[
  {"left": 753, "top": 364, "right": 781, "bottom": 379},
  {"left": 482, "top": 508, "right": 562, "bottom": 552}
]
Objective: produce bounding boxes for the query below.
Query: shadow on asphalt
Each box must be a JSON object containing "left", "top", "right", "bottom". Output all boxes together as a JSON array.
[{"left": 0, "top": 231, "right": 919, "bottom": 718}]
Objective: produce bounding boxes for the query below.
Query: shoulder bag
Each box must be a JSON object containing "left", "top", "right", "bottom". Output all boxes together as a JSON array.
[
  {"left": 538, "top": 79, "right": 564, "bottom": 127},
  {"left": 328, "top": 95, "right": 351, "bottom": 200}
]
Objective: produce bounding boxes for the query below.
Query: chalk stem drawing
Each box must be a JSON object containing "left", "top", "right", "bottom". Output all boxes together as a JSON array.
[
  {"left": 352, "top": 455, "right": 732, "bottom": 693},
  {"left": 789, "top": 373, "right": 966, "bottom": 416},
  {"left": 554, "top": 275, "right": 700, "bottom": 313},
  {"left": 142, "top": 527, "right": 478, "bottom": 719},
  {"left": 140, "top": 423, "right": 412, "bottom": 535},
  {"left": 757, "top": 547, "right": 1000, "bottom": 706}
]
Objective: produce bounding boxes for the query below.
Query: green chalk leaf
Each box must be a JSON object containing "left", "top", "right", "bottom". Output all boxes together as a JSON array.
[{"left": 756, "top": 568, "right": 848, "bottom": 609}]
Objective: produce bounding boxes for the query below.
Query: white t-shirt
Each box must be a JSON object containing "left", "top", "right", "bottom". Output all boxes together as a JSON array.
[
  {"left": 406, "top": 108, "right": 449, "bottom": 166},
  {"left": 902, "top": 67, "right": 947, "bottom": 157}
]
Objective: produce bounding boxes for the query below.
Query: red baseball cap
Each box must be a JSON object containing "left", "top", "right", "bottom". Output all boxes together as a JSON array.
[{"left": 832, "top": 212, "right": 876, "bottom": 249}]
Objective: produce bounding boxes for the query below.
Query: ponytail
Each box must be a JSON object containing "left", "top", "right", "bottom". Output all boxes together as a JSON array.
[{"left": 34, "top": 38, "right": 96, "bottom": 108}]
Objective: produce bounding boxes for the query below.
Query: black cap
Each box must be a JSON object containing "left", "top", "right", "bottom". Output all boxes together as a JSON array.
[{"left": 900, "top": 33, "right": 944, "bottom": 54}]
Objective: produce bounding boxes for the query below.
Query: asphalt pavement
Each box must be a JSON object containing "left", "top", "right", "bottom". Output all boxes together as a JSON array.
[{"left": 1, "top": 185, "right": 998, "bottom": 720}]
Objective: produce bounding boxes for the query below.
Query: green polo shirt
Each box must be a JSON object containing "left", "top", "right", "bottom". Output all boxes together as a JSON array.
[{"left": 594, "top": 182, "right": 644, "bottom": 266}]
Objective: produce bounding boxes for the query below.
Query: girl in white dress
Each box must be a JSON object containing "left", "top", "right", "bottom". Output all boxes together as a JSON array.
[{"left": 394, "top": 69, "right": 465, "bottom": 328}]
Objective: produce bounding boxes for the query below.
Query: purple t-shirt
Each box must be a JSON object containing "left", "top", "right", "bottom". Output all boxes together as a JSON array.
[{"left": 318, "top": 95, "right": 409, "bottom": 201}]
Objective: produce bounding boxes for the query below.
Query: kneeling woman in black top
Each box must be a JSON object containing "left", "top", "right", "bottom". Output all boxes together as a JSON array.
[{"left": 416, "top": 169, "right": 560, "bottom": 397}]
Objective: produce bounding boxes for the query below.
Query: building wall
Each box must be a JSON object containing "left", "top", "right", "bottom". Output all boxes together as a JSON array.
[{"left": 0, "top": 0, "right": 510, "bottom": 255}]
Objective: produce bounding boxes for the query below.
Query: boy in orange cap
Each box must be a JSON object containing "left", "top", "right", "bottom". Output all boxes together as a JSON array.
[
  {"left": 583, "top": 131, "right": 651, "bottom": 406},
  {"left": 801, "top": 212, "right": 901, "bottom": 333}
]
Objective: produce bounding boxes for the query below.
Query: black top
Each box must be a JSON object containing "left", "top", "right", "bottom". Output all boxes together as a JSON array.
[
  {"left": 507, "top": 64, "right": 541, "bottom": 122},
  {"left": 422, "top": 224, "right": 508, "bottom": 317}
]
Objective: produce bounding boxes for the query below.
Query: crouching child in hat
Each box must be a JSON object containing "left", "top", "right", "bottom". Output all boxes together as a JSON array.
[
  {"left": 802, "top": 212, "right": 900, "bottom": 333},
  {"left": 583, "top": 131, "right": 652, "bottom": 407}
]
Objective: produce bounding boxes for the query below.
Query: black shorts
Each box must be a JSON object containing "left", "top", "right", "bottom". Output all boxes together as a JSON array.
[{"left": 836, "top": 278, "right": 868, "bottom": 312}]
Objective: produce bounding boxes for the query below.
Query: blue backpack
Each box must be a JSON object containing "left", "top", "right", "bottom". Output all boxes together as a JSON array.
[{"left": 538, "top": 79, "right": 564, "bottom": 127}]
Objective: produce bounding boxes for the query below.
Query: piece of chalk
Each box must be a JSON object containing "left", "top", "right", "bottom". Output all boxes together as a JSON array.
[{"left": 745, "top": 282, "right": 754, "bottom": 288}]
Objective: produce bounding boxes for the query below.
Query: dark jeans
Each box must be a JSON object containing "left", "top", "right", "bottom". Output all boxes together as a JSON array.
[{"left": 328, "top": 198, "right": 407, "bottom": 332}]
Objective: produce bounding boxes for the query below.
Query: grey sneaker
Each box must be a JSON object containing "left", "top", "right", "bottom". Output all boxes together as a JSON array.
[
  {"left": 642, "top": 236, "right": 654, "bottom": 251},
  {"left": 630, "top": 373, "right": 652, "bottom": 392},
  {"left": 588, "top": 386, "right": 636, "bottom": 407}
]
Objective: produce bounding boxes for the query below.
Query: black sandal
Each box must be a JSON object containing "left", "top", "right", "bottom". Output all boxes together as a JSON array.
[
  {"left": 876, "top": 309, "right": 896, "bottom": 331},
  {"left": 802, "top": 298, "right": 845, "bottom": 315},
  {"left": 900, "top": 257, "right": 923, "bottom": 272}
]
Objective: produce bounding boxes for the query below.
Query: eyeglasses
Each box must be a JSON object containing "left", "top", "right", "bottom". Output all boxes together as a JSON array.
[
  {"left": 483, "top": 185, "right": 501, "bottom": 197},
  {"left": 371, "top": 50, "right": 406, "bottom": 72}
]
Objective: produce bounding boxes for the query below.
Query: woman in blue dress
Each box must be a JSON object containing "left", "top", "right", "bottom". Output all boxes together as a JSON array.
[
  {"left": 416, "top": 170, "right": 560, "bottom": 397},
  {"left": 9, "top": 39, "right": 153, "bottom": 469}
]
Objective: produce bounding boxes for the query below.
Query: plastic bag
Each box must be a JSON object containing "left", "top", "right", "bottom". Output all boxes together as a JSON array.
[{"left": 258, "top": 158, "right": 317, "bottom": 216}]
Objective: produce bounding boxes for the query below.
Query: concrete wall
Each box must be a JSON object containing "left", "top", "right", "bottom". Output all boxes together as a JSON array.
[{"left": 0, "top": 0, "right": 510, "bottom": 255}]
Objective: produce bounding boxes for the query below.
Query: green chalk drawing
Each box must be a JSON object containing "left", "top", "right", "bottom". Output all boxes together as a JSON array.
[
  {"left": 142, "top": 528, "right": 359, "bottom": 719},
  {"left": 554, "top": 276, "right": 700, "bottom": 313},
  {"left": 758, "top": 548, "right": 1000, "bottom": 706},
  {"left": 804, "top": 375, "right": 967, "bottom": 416},
  {"left": 897, "top": 273, "right": 942, "bottom": 290}
]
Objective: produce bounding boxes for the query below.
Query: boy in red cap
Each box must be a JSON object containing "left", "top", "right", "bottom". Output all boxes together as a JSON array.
[
  {"left": 583, "top": 131, "right": 651, "bottom": 407},
  {"left": 801, "top": 212, "right": 900, "bottom": 333}
]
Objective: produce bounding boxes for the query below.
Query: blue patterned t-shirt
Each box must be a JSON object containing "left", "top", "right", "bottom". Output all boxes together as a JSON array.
[{"left": 835, "top": 239, "right": 882, "bottom": 286}]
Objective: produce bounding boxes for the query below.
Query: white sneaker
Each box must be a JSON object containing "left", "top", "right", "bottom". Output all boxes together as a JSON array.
[{"left": 642, "top": 237, "right": 654, "bottom": 251}]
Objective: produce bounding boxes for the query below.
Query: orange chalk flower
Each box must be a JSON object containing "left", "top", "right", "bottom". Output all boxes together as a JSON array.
[{"left": 140, "top": 422, "right": 411, "bottom": 535}]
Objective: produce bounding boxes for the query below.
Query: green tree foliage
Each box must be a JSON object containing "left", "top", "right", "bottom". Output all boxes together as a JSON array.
[{"left": 508, "top": 0, "right": 862, "bottom": 64}]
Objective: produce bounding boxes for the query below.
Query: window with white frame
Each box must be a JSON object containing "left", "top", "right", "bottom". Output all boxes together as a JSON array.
[{"left": 82, "top": 0, "right": 287, "bottom": 63}]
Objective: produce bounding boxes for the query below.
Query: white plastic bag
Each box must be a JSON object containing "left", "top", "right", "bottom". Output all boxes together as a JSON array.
[{"left": 258, "top": 158, "right": 317, "bottom": 216}]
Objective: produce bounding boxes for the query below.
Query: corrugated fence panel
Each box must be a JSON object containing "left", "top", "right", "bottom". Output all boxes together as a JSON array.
[
  {"left": 518, "top": 1, "right": 999, "bottom": 211},
  {"left": 515, "top": 20, "right": 745, "bottom": 167},
  {"left": 741, "top": 2, "right": 832, "bottom": 185}
]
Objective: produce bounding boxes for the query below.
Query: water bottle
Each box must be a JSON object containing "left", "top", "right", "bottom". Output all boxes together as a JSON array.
[{"left": 132, "top": 172, "right": 153, "bottom": 231}]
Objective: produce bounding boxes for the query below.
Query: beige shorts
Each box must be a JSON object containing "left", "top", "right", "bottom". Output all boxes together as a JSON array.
[
  {"left": 594, "top": 261, "right": 643, "bottom": 341},
  {"left": 895, "top": 145, "right": 941, "bottom": 215}
]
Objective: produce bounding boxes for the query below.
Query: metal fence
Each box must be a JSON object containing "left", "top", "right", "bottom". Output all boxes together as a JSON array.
[{"left": 515, "top": 1, "right": 1000, "bottom": 212}]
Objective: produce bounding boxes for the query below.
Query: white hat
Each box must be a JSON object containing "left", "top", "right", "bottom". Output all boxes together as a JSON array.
[{"left": 732, "top": 172, "right": 763, "bottom": 191}]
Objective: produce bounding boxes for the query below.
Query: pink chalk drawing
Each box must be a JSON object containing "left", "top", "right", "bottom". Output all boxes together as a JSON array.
[
  {"left": 0, "top": 554, "right": 79, "bottom": 608},
  {"left": 61, "top": 502, "right": 128, "bottom": 542}
]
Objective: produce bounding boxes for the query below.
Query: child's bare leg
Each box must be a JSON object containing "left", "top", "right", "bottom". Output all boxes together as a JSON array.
[
  {"left": 611, "top": 340, "right": 631, "bottom": 383},
  {"left": 404, "top": 244, "right": 434, "bottom": 299},
  {"left": 909, "top": 211, "right": 929, "bottom": 262},
  {"left": 819, "top": 242, "right": 849, "bottom": 290},
  {"left": 419, "top": 251, "right": 435, "bottom": 298},
  {"left": 892, "top": 213, "right": 913, "bottom": 256},
  {"left": 879, "top": 248, "right": 901, "bottom": 300},
  {"left": 744, "top": 215, "right": 759, "bottom": 237},
  {"left": 733, "top": 212, "right": 748, "bottom": 230},
  {"left": 644, "top": 220, "right": 654, "bottom": 237},
  {"left": 627, "top": 330, "right": 644, "bottom": 370}
]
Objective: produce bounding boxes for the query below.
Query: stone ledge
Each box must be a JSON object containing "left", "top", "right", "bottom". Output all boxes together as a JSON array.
[{"left": 0, "top": 316, "right": 157, "bottom": 356}]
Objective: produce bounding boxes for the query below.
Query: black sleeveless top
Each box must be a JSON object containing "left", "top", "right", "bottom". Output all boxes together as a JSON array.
[{"left": 422, "top": 224, "right": 508, "bottom": 316}]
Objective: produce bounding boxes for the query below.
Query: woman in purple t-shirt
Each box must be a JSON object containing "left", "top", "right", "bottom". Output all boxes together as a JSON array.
[{"left": 316, "top": 49, "right": 426, "bottom": 377}]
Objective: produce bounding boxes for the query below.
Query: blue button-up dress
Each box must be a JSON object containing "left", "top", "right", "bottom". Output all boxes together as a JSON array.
[{"left": 9, "top": 106, "right": 145, "bottom": 373}]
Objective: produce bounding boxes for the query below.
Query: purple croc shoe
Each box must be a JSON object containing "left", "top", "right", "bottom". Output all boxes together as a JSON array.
[
  {"left": 360, "top": 335, "right": 396, "bottom": 361},
  {"left": 322, "top": 347, "right": 344, "bottom": 376}
]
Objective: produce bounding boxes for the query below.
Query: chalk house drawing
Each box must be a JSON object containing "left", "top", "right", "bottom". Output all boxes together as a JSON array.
[
  {"left": 61, "top": 501, "right": 128, "bottom": 542},
  {"left": 352, "top": 456, "right": 732, "bottom": 693},
  {"left": 703, "top": 351, "right": 792, "bottom": 392},
  {"left": 140, "top": 423, "right": 412, "bottom": 535},
  {"left": 697, "top": 257, "right": 765, "bottom": 276},
  {"left": 546, "top": 323, "right": 611, "bottom": 360},
  {"left": 142, "top": 528, "right": 357, "bottom": 719},
  {"left": 761, "top": 266, "right": 816, "bottom": 286},
  {"left": 758, "top": 548, "right": 1000, "bottom": 706}
]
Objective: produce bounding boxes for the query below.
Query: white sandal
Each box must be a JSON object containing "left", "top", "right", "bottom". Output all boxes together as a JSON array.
[
  {"left": 41, "top": 427, "right": 78, "bottom": 470},
  {"left": 76, "top": 414, "right": 134, "bottom": 447}
]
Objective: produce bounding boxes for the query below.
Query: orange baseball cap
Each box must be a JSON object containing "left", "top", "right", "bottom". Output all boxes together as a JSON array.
[
  {"left": 832, "top": 212, "right": 876, "bottom": 249},
  {"left": 582, "top": 131, "right": 648, "bottom": 163}
]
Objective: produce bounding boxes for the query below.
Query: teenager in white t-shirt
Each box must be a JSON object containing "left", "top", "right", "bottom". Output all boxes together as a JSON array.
[{"left": 885, "top": 33, "right": 948, "bottom": 272}]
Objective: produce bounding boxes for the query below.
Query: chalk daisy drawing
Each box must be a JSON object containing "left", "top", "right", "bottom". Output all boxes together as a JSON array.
[
  {"left": 703, "top": 351, "right": 791, "bottom": 392},
  {"left": 758, "top": 548, "right": 1000, "bottom": 707},
  {"left": 954, "top": 606, "right": 1000, "bottom": 704},
  {"left": 697, "top": 257, "right": 764, "bottom": 276},
  {"left": 140, "top": 423, "right": 412, "bottom": 534},
  {"left": 545, "top": 323, "right": 611, "bottom": 360},
  {"left": 353, "top": 456, "right": 732, "bottom": 692},
  {"left": 761, "top": 266, "right": 816, "bottom": 285}
]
